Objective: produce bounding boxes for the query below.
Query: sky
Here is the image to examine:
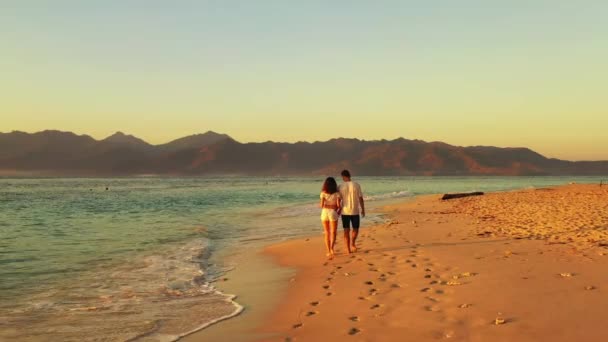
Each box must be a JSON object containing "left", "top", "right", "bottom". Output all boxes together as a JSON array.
[{"left": 2, "top": 0, "right": 607, "bottom": 161}]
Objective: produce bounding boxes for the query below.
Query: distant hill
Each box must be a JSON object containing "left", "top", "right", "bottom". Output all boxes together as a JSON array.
[
  {"left": 0, "top": 130, "right": 607, "bottom": 176},
  {"left": 159, "top": 131, "right": 232, "bottom": 151}
]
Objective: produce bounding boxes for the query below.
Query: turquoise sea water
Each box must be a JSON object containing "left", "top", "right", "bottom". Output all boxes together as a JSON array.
[{"left": 0, "top": 176, "right": 604, "bottom": 341}]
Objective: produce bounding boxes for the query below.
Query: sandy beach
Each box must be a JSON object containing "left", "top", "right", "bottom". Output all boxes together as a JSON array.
[{"left": 253, "top": 184, "right": 608, "bottom": 341}]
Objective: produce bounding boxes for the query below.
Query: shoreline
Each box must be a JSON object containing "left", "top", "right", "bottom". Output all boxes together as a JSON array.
[{"left": 252, "top": 184, "right": 608, "bottom": 341}]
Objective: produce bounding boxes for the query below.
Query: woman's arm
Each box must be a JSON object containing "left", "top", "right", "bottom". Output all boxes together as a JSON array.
[
  {"left": 337, "top": 196, "right": 342, "bottom": 215},
  {"left": 319, "top": 196, "right": 325, "bottom": 208}
]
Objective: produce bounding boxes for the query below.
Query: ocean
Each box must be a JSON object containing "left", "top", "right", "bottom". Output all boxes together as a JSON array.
[{"left": 0, "top": 176, "right": 604, "bottom": 341}]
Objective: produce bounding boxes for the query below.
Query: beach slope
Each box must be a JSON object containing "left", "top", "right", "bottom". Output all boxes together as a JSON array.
[{"left": 260, "top": 184, "right": 608, "bottom": 341}]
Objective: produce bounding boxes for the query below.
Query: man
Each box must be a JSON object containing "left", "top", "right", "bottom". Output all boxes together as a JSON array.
[{"left": 339, "top": 169, "right": 365, "bottom": 253}]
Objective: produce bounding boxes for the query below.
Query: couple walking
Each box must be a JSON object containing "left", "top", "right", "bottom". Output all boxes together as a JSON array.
[{"left": 319, "top": 169, "right": 365, "bottom": 259}]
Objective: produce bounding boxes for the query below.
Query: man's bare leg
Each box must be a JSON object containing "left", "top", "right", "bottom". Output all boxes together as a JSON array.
[
  {"left": 343, "top": 228, "right": 352, "bottom": 254},
  {"left": 351, "top": 229, "right": 359, "bottom": 252}
]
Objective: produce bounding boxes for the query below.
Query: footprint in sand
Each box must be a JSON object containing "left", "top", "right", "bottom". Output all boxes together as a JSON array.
[
  {"left": 323, "top": 285, "right": 330, "bottom": 289},
  {"left": 421, "top": 287, "right": 431, "bottom": 292},
  {"left": 310, "top": 301, "right": 320, "bottom": 306},
  {"left": 585, "top": 286, "right": 596, "bottom": 290},
  {"left": 348, "top": 328, "right": 361, "bottom": 335},
  {"left": 425, "top": 305, "right": 441, "bottom": 312},
  {"left": 364, "top": 281, "right": 374, "bottom": 286},
  {"left": 292, "top": 323, "right": 303, "bottom": 329},
  {"left": 326, "top": 292, "right": 333, "bottom": 296},
  {"left": 391, "top": 284, "right": 402, "bottom": 288},
  {"left": 306, "top": 311, "right": 318, "bottom": 317},
  {"left": 370, "top": 304, "right": 383, "bottom": 310},
  {"left": 349, "top": 316, "right": 360, "bottom": 322},
  {"left": 459, "top": 304, "right": 472, "bottom": 308},
  {"left": 369, "top": 288, "right": 378, "bottom": 295}
]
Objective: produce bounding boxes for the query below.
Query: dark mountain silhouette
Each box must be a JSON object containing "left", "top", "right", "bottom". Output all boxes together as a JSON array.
[
  {"left": 102, "top": 132, "right": 151, "bottom": 148},
  {"left": 159, "top": 131, "right": 232, "bottom": 151},
  {"left": 0, "top": 130, "right": 607, "bottom": 176}
]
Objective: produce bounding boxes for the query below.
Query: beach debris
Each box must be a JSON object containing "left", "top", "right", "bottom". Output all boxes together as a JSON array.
[
  {"left": 458, "top": 304, "right": 472, "bottom": 309},
  {"left": 494, "top": 318, "right": 506, "bottom": 325},
  {"left": 559, "top": 273, "right": 573, "bottom": 278},
  {"left": 453, "top": 272, "right": 474, "bottom": 279},
  {"left": 441, "top": 192, "right": 484, "bottom": 200}
]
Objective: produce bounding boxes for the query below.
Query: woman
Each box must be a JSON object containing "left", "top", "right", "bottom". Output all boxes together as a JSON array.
[{"left": 319, "top": 177, "right": 342, "bottom": 259}]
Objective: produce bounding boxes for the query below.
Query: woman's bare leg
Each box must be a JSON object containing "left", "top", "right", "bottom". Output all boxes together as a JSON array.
[
  {"left": 322, "top": 220, "right": 332, "bottom": 258},
  {"left": 329, "top": 220, "right": 338, "bottom": 256}
]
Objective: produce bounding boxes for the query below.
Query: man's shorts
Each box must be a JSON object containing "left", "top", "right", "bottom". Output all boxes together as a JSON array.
[{"left": 341, "top": 215, "right": 360, "bottom": 230}]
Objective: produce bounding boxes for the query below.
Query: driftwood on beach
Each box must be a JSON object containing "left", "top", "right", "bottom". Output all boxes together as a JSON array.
[{"left": 441, "top": 192, "right": 485, "bottom": 200}]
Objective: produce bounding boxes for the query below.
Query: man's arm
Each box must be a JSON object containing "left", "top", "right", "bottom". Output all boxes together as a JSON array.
[
  {"left": 359, "top": 196, "right": 365, "bottom": 217},
  {"left": 358, "top": 184, "right": 366, "bottom": 217}
]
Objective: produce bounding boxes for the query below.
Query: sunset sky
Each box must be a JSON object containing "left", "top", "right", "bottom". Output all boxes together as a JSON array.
[{"left": 2, "top": 1, "right": 607, "bottom": 160}]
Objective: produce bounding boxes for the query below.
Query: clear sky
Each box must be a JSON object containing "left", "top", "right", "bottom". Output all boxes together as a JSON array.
[{"left": 2, "top": 1, "right": 607, "bottom": 161}]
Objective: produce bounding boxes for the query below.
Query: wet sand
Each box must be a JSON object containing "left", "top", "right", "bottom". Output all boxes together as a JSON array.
[{"left": 258, "top": 184, "right": 608, "bottom": 341}]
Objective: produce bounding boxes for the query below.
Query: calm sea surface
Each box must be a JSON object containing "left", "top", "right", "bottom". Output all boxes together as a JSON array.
[{"left": 0, "top": 176, "right": 604, "bottom": 341}]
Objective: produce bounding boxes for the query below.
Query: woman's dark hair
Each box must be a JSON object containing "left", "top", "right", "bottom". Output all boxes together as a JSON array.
[{"left": 322, "top": 177, "right": 338, "bottom": 194}]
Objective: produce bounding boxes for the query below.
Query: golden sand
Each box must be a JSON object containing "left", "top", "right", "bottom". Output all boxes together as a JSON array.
[{"left": 256, "top": 184, "right": 608, "bottom": 342}]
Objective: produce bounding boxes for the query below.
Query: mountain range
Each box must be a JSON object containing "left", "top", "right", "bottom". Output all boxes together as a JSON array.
[{"left": 1, "top": 130, "right": 607, "bottom": 176}]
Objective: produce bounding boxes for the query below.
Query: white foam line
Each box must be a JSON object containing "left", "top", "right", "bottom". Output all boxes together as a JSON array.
[{"left": 165, "top": 290, "right": 244, "bottom": 342}]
